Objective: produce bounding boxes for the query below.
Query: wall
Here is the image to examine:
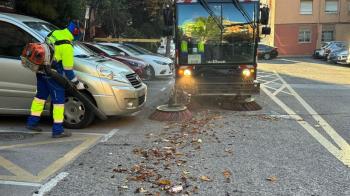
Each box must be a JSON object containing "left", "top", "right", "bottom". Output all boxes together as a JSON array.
[{"left": 275, "top": 23, "right": 318, "bottom": 56}]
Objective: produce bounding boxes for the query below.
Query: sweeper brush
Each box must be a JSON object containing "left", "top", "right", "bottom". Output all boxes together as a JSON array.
[
  {"left": 150, "top": 86, "right": 193, "bottom": 122},
  {"left": 149, "top": 104, "right": 192, "bottom": 122}
]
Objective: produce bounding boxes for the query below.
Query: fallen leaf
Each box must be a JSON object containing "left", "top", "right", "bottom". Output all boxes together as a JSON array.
[
  {"left": 113, "top": 168, "right": 128, "bottom": 173},
  {"left": 192, "top": 186, "right": 199, "bottom": 193},
  {"left": 168, "top": 185, "right": 183, "bottom": 193},
  {"left": 200, "top": 175, "right": 211, "bottom": 182},
  {"left": 157, "top": 179, "right": 172, "bottom": 186},
  {"left": 120, "top": 185, "right": 128, "bottom": 189},
  {"left": 266, "top": 176, "right": 277, "bottom": 182},
  {"left": 135, "top": 187, "right": 148, "bottom": 193},
  {"left": 223, "top": 169, "right": 232, "bottom": 178}
]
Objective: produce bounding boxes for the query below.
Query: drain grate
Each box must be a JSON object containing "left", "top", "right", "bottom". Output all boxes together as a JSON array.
[{"left": 0, "top": 132, "right": 35, "bottom": 141}]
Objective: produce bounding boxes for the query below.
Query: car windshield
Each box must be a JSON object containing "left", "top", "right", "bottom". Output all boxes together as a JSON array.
[
  {"left": 125, "top": 44, "right": 153, "bottom": 55},
  {"left": 119, "top": 45, "right": 142, "bottom": 55},
  {"left": 177, "top": 1, "right": 258, "bottom": 65},
  {"left": 74, "top": 42, "right": 96, "bottom": 57},
  {"left": 24, "top": 22, "right": 58, "bottom": 37},
  {"left": 95, "top": 44, "right": 121, "bottom": 56}
]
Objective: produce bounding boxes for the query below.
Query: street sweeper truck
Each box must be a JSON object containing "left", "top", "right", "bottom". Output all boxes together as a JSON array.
[{"left": 173, "top": 0, "right": 271, "bottom": 102}]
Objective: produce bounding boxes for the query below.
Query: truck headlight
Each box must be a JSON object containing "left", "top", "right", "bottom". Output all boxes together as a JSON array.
[
  {"left": 98, "top": 66, "right": 129, "bottom": 84},
  {"left": 242, "top": 68, "right": 251, "bottom": 78}
]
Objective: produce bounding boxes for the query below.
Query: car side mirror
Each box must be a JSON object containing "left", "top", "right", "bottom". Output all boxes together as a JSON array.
[
  {"left": 262, "top": 27, "right": 271, "bottom": 35},
  {"left": 260, "top": 7, "right": 270, "bottom": 25}
]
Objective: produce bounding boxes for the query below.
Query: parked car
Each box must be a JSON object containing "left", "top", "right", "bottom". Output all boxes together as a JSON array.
[
  {"left": 100, "top": 43, "right": 173, "bottom": 79},
  {"left": 257, "top": 44, "right": 278, "bottom": 60},
  {"left": 82, "top": 42, "right": 151, "bottom": 80},
  {"left": 329, "top": 49, "right": 349, "bottom": 64},
  {"left": 313, "top": 42, "right": 330, "bottom": 59},
  {"left": 319, "top": 41, "right": 347, "bottom": 60},
  {"left": 0, "top": 13, "right": 147, "bottom": 128}
]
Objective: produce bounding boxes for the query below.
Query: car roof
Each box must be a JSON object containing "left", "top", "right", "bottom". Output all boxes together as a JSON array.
[{"left": 0, "top": 12, "right": 47, "bottom": 23}]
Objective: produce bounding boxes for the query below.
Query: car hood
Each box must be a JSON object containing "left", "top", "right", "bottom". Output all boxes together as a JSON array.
[
  {"left": 75, "top": 55, "right": 134, "bottom": 75},
  {"left": 138, "top": 54, "right": 173, "bottom": 64},
  {"left": 112, "top": 55, "right": 147, "bottom": 66}
]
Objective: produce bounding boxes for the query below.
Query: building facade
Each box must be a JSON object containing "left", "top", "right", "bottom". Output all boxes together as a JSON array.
[{"left": 274, "top": 0, "right": 350, "bottom": 56}]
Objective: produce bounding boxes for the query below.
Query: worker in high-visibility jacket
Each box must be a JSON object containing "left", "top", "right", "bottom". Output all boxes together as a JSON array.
[{"left": 26, "top": 20, "right": 85, "bottom": 138}]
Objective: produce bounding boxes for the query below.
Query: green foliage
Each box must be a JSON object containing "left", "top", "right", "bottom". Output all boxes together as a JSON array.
[
  {"left": 14, "top": 0, "right": 170, "bottom": 38},
  {"left": 14, "top": 0, "right": 85, "bottom": 27}
]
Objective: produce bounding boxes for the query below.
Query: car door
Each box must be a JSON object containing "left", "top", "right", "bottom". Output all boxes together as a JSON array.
[{"left": 0, "top": 21, "right": 37, "bottom": 114}]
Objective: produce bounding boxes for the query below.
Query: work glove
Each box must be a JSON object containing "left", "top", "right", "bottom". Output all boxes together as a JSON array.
[{"left": 71, "top": 78, "right": 85, "bottom": 90}]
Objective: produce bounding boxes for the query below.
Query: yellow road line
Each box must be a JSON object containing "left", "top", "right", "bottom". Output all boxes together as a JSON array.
[
  {"left": 0, "top": 137, "right": 88, "bottom": 150},
  {"left": 0, "top": 156, "right": 34, "bottom": 178},
  {"left": 36, "top": 136, "right": 100, "bottom": 182}
]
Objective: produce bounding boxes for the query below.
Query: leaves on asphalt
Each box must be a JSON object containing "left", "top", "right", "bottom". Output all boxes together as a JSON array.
[
  {"left": 266, "top": 176, "right": 278, "bottom": 182},
  {"left": 200, "top": 175, "right": 211, "bottom": 182},
  {"left": 134, "top": 187, "right": 148, "bottom": 193},
  {"left": 157, "top": 179, "right": 172, "bottom": 186},
  {"left": 113, "top": 111, "right": 227, "bottom": 195}
]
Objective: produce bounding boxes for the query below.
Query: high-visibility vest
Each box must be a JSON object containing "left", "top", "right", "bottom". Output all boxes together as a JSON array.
[
  {"left": 181, "top": 40, "right": 188, "bottom": 53},
  {"left": 47, "top": 29, "right": 74, "bottom": 69},
  {"left": 198, "top": 41, "right": 205, "bottom": 53}
]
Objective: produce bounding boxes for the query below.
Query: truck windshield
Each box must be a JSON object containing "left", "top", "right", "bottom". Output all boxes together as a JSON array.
[{"left": 177, "top": 1, "right": 258, "bottom": 65}]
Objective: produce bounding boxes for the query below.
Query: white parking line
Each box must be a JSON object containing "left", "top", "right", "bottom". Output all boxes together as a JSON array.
[
  {"left": 32, "top": 172, "right": 69, "bottom": 196},
  {"left": 274, "top": 71, "right": 350, "bottom": 151},
  {"left": 262, "top": 71, "right": 350, "bottom": 167},
  {"left": 0, "top": 180, "right": 41, "bottom": 187},
  {"left": 100, "top": 129, "right": 119, "bottom": 143}
]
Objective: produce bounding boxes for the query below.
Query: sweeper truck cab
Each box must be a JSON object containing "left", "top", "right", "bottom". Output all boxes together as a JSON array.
[{"left": 173, "top": 0, "right": 270, "bottom": 102}]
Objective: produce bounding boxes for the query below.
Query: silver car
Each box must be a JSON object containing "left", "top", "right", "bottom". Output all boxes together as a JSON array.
[{"left": 0, "top": 13, "right": 147, "bottom": 128}]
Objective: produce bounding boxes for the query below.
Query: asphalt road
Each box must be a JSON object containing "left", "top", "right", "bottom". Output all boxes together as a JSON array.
[{"left": 1, "top": 58, "right": 350, "bottom": 196}]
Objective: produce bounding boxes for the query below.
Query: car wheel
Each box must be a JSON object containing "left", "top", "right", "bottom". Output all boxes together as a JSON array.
[
  {"left": 263, "top": 53, "right": 271, "bottom": 60},
  {"left": 143, "top": 66, "right": 153, "bottom": 81},
  {"left": 149, "top": 66, "right": 156, "bottom": 80},
  {"left": 63, "top": 94, "right": 95, "bottom": 129}
]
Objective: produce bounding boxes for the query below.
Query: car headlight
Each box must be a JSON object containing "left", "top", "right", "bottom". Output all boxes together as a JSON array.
[
  {"left": 153, "top": 60, "right": 167, "bottom": 65},
  {"left": 129, "top": 61, "right": 140, "bottom": 67},
  {"left": 98, "top": 66, "right": 130, "bottom": 84}
]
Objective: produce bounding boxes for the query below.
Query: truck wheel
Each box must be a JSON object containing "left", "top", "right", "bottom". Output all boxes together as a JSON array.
[{"left": 63, "top": 93, "right": 95, "bottom": 129}]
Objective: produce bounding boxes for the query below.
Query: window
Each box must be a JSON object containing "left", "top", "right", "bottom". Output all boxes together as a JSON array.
[
  {"left": 321, "top": 31, "right": 334, "bottom": 42},
  {"left": 300, "top": 0, "right": 313, "bottom": 14},
  {"left": 325, "top": 0, "right": 338, "bottom": 14},
  {"left": 0, "top": 21, "right": 37, "bottom": 58},
  {"left": 298, "top": 28, "right": 311, "bottom": 43}
]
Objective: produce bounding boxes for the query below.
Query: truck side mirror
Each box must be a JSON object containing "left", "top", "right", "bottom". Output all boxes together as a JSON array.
[
  {"left": 260, "top": 7, "right": 270, "bottom": 25},
  {"left": 262, "top": 27, "right": 271, "bottom": 35}
]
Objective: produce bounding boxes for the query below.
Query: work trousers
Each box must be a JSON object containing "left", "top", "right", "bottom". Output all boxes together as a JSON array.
[{"left": 27, "top": 62, "right": 65, "bottom": 136}]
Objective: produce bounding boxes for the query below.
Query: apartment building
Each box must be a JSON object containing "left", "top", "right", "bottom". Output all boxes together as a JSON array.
[{"left": 274, "top": 0, "right": 350, "bottom": 56}]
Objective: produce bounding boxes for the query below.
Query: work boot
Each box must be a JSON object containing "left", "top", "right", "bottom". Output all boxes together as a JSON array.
[
  {"left": 26, "top": 125, "right": 43, "bottom": 132},
  {"left": 52, "top": 131, "right": 72, "bottom": 138}
]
